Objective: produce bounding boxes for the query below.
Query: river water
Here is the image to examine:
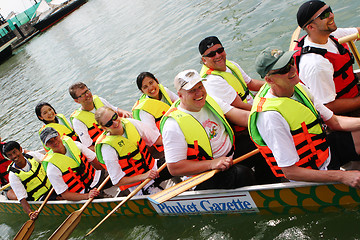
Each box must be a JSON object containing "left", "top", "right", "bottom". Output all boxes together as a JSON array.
[{"left": 0, "top": 0, "right": 359, "bottom": 239}]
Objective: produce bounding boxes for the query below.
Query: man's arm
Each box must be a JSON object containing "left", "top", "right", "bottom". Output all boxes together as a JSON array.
[
  {"left": 19, "top": 198, "right": 40, "bottom": 220},
  {"left": 167, "top": 156, "right": 232, "bottom": 176},
  {"left": 324, "top": 96, "right": 360, "bottom": 114},
  {"left": 282, "top": 165, "right": 360, "bottom": 188},
  {"left": 325, "top": 114, "right": 360, "bottom": 132},
  {"left": 231, "top": 95, "right": 252, "bottom": 110},
  {"left": 247, "top": 79, "right": 264, "bottom": 91},
  {"left": 224, "top": 107, "right": 250, "bottom": 127},
  {"left": 60, "top": 189, "right": 99, "bottom": 201},
  {"left": 20, "top": 198, "right": 33, "bottom": 216}
]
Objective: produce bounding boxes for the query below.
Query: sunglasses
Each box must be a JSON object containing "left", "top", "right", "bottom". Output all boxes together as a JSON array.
[
  {"left": 104, "top": 112, "right": 118, "bottom": 127},
  {"left": 268, "top": 58, "right": 295, "bottom": 76},
  {"left": 76, "top": 89, "right": 91, "bottom": 99},
  {"left": 202, "top": 47, "right": 225, "bottom": 58},
  {"left": 304, "top": 6, "right": 332, "bottom": 28}
]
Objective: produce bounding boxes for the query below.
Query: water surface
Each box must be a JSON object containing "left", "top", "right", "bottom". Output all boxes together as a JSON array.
[{"left": 0, "top": 0, "right": 359, "bottom": 239}]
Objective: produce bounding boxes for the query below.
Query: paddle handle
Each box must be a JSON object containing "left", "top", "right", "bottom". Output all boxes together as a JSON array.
[
  {"left": 85, "top": 163, "right": 167, "bottom": 237},
  {"left": 349, "top": 41, "right": 360, "bottom": 68},
  {"left": 36, "top": 188, "right": 54, "bottom": 214},
  {"left": 289, "top": 26, "right": 301, "bottom": 51},
  {"left": 0, "top": 183, "right": 10, "bottom": 192},
  {"left": 233, "top": 148, "right": 259, "bottom": 165},
  {"left": 80, "top": 175, "right": 111, "bottom": 211},
  {"left": 338, "top": 33, "right": 360, "bottom": 69},
  {"left": 338, "top": 32, "right": 359, "bottom": 44}
]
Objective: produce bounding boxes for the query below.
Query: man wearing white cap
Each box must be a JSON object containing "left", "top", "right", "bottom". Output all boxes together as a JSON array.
[
  {"left": 249, "top": 47, "right": 360, "bottom": 187},
  {"left": 160, "top": 69, "right": 255, "bottom": 190}
]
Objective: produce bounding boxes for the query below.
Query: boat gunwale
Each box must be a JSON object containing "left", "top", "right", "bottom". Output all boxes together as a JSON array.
[{"left": 0, "top": 181, "right": 339, "bottom": 206}]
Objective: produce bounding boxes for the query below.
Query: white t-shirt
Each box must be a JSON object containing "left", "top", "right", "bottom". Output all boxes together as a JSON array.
[
  {"left": 256, "top": 85, "right": 333, "bottom": 169},
  {"left": 299, "top": 28, "right": 359, "bottom": 104},
  {"left": 99, "top": 118, "right": 160, "bottom": 196},
  {"left": 203, "top": 60, "right": 253, "bottom": 105},
  {"left": 46, "top": 141, "right": 101, "bottom": 195},
  {"left": 138, "top": 87, "right": 179, "bottom": 132},
  {"left": 9, "top": 152, "right": 45, "bottom": 201},
  {"left": 72, "top": 97, "right": 118, "bottom": 148},
  {"left": 162, "top": 96, "right": 233, "bottom": 164}
]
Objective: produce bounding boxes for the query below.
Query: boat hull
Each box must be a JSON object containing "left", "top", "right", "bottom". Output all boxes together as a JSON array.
[
  {"left": 0, "top": 45, "right": 13, "bottom": 62},
  {"left": 0, "top": 22, "right": 18, "bottom": 62},
  {"left": 33, "top": 0, "right": 87, "bottom": 32},
  {"left": 1, "top": 182, "right": 359, "bottom": 217}
]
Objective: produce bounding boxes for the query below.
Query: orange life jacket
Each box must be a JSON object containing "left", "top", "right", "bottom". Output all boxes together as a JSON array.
[
  {"left": 43, "top": 136, "right": 96, "bottom": 193},
  {"left": 249, "top": 84, "right": 329, "bottom": 178},
  {"left": 294, "top": 35, "right": 358, "bottom": 99},
  {"left": 95, "top": 119, "right": 156, "bottom": 191}
]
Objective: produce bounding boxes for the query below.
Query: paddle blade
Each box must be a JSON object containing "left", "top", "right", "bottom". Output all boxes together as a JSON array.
[
  {"left": 13, "top": 220, "right": 35, "bottom": 240},
  {"left": 148, "top": 149, "right": 260, "bottom": 205},
  {"left": 48, "top": 211, "right": 82, "bottom": 240},
  {"left": 148, "top": 170, "right": 217, "bottom": 205}
]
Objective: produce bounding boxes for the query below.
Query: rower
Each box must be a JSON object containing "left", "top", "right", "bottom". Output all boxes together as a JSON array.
[
  {"left": 35, "top": 101, "right": 79, "bottom": 152},
  {"left": 294, "top": 0, "right": 360, "bottom": 115},
  {"left": 249, "top": 47, "right": 360, "bottom": 187},
  {"left": 161, "top": 69, "right": 255, "bottom": 190},
  {"left": 69, "top": 82, "right": 132, "bottom": 151},
  {"left": 198, "top": 36, "right": 277, "bottom": 184},
  {"left": 41, "top": 127, "right": 112, "bottom": 201},
  {"left": 94, "top": 106, "right": 173, "bottom": 196},
  {"left": 3, "top": 141, "right": 54, "bottom": 220},
  {"left": 132, "top": 72, "right": 178, "bottom": 155}
]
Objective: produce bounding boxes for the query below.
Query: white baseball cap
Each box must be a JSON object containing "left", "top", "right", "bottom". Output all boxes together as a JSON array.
[{"left": 174, "top": 69, "right": 206, "bottom": 91}]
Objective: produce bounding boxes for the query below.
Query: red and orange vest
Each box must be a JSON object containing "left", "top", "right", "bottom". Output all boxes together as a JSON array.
[
  {"left": 70, "top": 95, "right": 105, "bottom": 146},
  {"left": 294, "top": 35, "right": 358, "bottom": 99},
  {"left": 249, "top": 84, "right": 329, "bottom": 178},
  {"left": 43, "top": 136, "right": 96, "bottom": 193},
  {"left": 0, "top": 143, "right": 11, "bottom": 186},
  {"left": 95, "top": 119, "right": 155, "bottom": 191}
]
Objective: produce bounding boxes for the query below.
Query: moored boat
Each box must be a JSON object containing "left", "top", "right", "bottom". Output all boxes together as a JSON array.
[
  {"left": 0, "top": 16, "right": 17, "bottom": 62},
  {"left": 1, "top": 181, "right": 359, "bottom": 217},
  {"left": 32, "top": 0, "right": 87, "bottom": 32}
]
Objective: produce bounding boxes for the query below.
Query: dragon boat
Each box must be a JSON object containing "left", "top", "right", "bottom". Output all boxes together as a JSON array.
[{"left": 1, "top": 181, "right": 359, "bottom": 218}]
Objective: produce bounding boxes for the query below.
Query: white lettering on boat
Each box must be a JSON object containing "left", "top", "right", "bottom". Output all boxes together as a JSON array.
[{"left": 150, "top": 191, "right": 258, "bottom": 215}]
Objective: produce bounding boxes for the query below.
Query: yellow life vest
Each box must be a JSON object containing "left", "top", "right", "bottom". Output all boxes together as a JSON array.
[
  {"left": 160, "top": 96, "right": 234, "bottom": 160},
  {"left": 39, "top": 114, "right": 78, "bottom": 151},
  {"left": 70, "top": 95, "right": 105, "bottom": 144},
  {"left": 200, "top": 60, "right": 250, "bottom": 102},
  {"left": 248, "top": 83, "right": 329, "bottom": 177},
  {"left": 8, "top": 155, "right": 51, "bottom": 201},
  {"left": 132, "top": 84, "right": 173, "bottom": 129},
  {"left": 42, "top": 136, "right": 96, "bottom": 193},
  {"left": 95, "top": 118, "right": 155, "bottom": 190}
]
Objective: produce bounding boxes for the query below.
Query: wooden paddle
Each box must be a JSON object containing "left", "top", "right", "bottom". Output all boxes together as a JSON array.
[
  {"left": 147, "top": 149, "right": 260, "bottom": 205},
  {"left": 0, "top": 183, "right": 10, "bottom": 192},
  {"left": 85, "top": 163, "right": 167, "bottom": 237},
  {"left": 338, "top": 32, "right": 360, "bottom": 68},
  {"left": 289, "top": 26, "right": 301, "bottom": 51},
  {"left": 13, "top": 188, "right": 55, "bottom": 240},
  {"left": 48, "top": 175, "right": 111, "bottom": 240}
]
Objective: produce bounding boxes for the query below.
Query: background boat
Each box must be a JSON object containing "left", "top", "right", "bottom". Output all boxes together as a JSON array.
[
  {"left": 0, "top": 15, "right": 17, "bottom": 61},
  {"left": 32, "top": 0, "right": 87, "bottom": 32}
]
